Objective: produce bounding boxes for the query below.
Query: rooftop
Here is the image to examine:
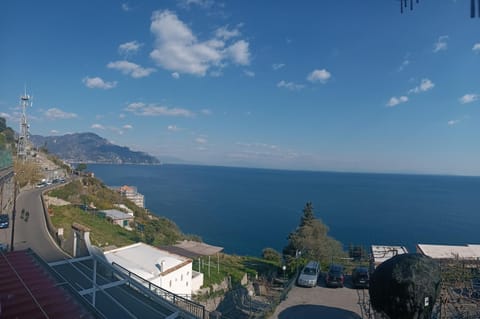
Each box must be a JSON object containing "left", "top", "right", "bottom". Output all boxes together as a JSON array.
[
  {"left": 371, "top": 245, "right": 409, "bottom": 265},
  {"left": 0, "top": 250, "right": 96, "bottom": 319},
  {"left": 100, "top": 209, "right": 134, "bottom": 220},
  {"left": 160, "top": 240, "right": 224, "bottom": 259},
  {"left": 104, "top": 243, "right": 191, "bottom": 281},
  {"left": 417, "top": 243, "right": 480, "bottom": 260}
]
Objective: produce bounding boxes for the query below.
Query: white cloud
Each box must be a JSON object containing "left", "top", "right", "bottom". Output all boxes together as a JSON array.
[
  {"left": 0, "top": 112, "right": 11, "bottom": 119},
  {"left": 398, "top": 54, "right": 410, "bottom": 72},
  {"left": 119, "top": 113, "right": 126, "bottom": 119},
  {"left": 277, "top": 80, "right": 304, "bottom": 91},
  {"left": 121, "top": 3, "right": 131, "bottom": 11},
  {"left": 178, "top": 0, "right": 214, "bottom": 9},
  {"left": 272, "top": 63, "right": 285, "bottom": 70},
  {"left": 227, "top": 40, "right": 250, "bottom": 65},
  {"left": 82, "top": 76, "right": 117, "bottom": 89},
  {"left": 44, "top": 108, "right": 78, "bottom": 120},
  {"left": 448, "top": 119, "right": 460, "bottom": 126},
  {"left": 149, "top": 10, "right": 251, "bottom": 76},
  {"left": 201, "top": 109, "right": 212, "bottom": 115},
  {"left": 408, "top": 78, "right": 435, "bottom": 94},
  {"left": 118, "top": 41, "right": 142, "bottom": 56},
  {"left": 215, "top": 26, "right": 241, "bottom": 40},
  {"left": 195, "top": 137, "right": 207, "bottom": 144},
  {"left": 172, "top": 72, "right": 180, "bottom": 79},
  {"left": 433, "top": 35, "right": 448, "bottom": 53},
  {"left": 386, "top": 96, "right": 408, "bottom": 107},
  {"left": 243, "top": 70, "right": 255, "bottom": 77},
  {"left": 167, "top": 125, "right": 181, "bottom": 131},
  {"left": 50, "top": 129, "right": 59, "bottom": 134},
  {"left": 237, "top": 142, "right": 278, "bottom": 150},
  {"left": 123, "top": 124, "right": 133, "bottom": 129},
  {"left": 307, "top": 69, "right": 331, "bottom": 83},
  {"left": 473, "top": 43, "right": 480, "bottom": 53},
  {"left": 459, "top": 93, "right": 479, "bottom": 104},
  {"left": 107, "top": 60, "right": 156, "bottom": 78},
  {"left": 126, "top": 102, "right": 194, "bottom": 117},
  {"left": 91, "top": 123, "right": 106, "bottom": 130}
]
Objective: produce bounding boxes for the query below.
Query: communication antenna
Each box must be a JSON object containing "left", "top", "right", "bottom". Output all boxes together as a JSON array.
[{"left": 17, "top": 87, "right": 32, "bottom": 160}]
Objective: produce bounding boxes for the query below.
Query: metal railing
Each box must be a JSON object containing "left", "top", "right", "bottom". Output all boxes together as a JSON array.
[{"left": 111, "top": 261, "right": 207, "bottom": 319}]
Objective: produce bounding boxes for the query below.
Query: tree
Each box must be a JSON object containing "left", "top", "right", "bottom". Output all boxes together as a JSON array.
[
  {"left": 262, "top": 248, "right": 282, "bottom": 265},
  {"left": 76, "top": 163, "right": 87, "bottom": 172},
  {"left": 283, "top": 202, "right": 345, "bottom": 267},
  {"left": 300, "top": 201, "right": 315, "bottom": 227}
]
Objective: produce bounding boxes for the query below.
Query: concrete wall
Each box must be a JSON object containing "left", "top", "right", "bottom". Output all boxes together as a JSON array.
[
  {"left": 191, "top": 270, "right": 204, "bottom": 293},
  {"left": 151, "top": 262, "right": 194, "bottom": 297}
]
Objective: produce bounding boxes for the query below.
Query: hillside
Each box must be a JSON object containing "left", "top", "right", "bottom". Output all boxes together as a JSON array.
[{"left": 30, "top": 132, "right": 160, "bottom": 164}]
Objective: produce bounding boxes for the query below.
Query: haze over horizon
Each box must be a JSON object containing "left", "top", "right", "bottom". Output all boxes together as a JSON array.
[{"left": 1, "top": 1, "right": 479, "bottom": 176}]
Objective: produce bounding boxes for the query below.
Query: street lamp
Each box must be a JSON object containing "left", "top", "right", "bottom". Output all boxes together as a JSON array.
[{"left": 282, "top": 265, "right": 286, "bottom": 284}]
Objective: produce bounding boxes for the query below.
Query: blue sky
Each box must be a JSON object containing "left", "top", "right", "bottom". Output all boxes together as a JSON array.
[{"left": 1, "top": 0, "right": 479, "bottom": 175}]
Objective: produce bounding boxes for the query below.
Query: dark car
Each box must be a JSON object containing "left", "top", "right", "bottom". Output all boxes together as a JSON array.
[
  {"left": 352, "top": 266, "right": 370, "bottom": 288},
  {"left": 326, "top": 264, "right": 344, "bottom": 288},
  {"left": 0, "top": 214, "right": 9, "bottom": 229}
]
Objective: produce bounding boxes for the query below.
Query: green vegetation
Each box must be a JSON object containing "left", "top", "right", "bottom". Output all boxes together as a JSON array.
[
  {"left": 194, "top": 254, "right": 279, "bottom": 289},
  {"left": 76, "top": 163, "right": 87, "bottom": 172},
  {"left": 283, "top": 202, "right": 346, "bottom": 272},
  {"left": 50, "top": 205, "right": 138, "bottom": 247},
  {"left": 48, "top": 177, "right": 188, "bottom": 246}
]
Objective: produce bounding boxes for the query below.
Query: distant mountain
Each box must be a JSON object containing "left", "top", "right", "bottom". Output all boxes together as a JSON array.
[{"left": 30, "top": 132, "right": 160, "bottom": 164}]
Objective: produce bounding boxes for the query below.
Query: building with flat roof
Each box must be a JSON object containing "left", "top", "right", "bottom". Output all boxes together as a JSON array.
[
  {"left": 115, "top": 185, "right": 145, "bottom": 208},
  {"left": 99, "top": 209, "right": 134, "bottom": 229},
  {"left": 371, "top": 245, "right": 409, "bottom": 268},
  {"left": 104, "top": 242, "right": 203, "bottom": 297},
  {"left": 417, "top": 244, "right": 480, "bottom": 261}
]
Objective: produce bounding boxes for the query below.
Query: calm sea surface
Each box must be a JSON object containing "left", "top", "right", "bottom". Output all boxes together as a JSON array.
[{"left": 88, "top": 164, "right": 480, "bottom": 256}]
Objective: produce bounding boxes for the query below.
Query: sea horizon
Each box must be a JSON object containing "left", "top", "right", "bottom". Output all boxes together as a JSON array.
[
  {"left": 88, "top": 163, "right": 480, "bottom": 256},
  {"left": 84, "top": 161, "right": 480, "bottom": 179}
]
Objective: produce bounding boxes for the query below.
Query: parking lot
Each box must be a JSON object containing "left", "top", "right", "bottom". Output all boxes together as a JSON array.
[{"left": 270, "top": 275, "right": 372, "bottom": 319}]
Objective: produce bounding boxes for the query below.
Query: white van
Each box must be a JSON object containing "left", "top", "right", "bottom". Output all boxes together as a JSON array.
[{"left": 297, "top": 260, "right": 320, "bottom": 287}]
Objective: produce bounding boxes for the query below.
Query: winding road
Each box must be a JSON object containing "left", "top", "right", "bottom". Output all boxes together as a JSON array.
[{"left": 13, "top": 186, "right": 70, "bottom": 262}]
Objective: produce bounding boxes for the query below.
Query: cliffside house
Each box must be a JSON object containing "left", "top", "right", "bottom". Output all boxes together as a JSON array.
[
  {"left": 113, "top": 185, "right": 145, "bottom": 208},
  {"left": 99, "top": 209, "right": 134, "bottom": 230},
  {"left": 104, "top": 242, "right": 203, "bottom": 298}
]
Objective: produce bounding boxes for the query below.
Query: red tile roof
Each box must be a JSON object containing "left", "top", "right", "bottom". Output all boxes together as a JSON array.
[{"left": 0, "top": 250, "right": 95, "bottom": 319}]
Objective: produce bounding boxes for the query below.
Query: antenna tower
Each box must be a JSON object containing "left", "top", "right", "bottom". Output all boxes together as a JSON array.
[{"left": 17, "top": 88, "right": 32, "bottom": 159}]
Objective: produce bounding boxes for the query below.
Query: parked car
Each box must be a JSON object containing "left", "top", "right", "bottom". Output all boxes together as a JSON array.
[
  {"left": 0, "top": 214, "right": 9, "bottom": 229},
  {"left": 326, "top": 264, "right": 345, "bottom": 288},
  {"left": 297, "top": 260, "right": 320, "bottom": 287},
  {"left": 352, "top": 266, "right": 370, "bottom": 288}
]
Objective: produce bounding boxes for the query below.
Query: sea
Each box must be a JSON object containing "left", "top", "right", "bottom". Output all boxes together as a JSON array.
[{"left": 88, "top": 164, "right": 480, "bottom": 257}]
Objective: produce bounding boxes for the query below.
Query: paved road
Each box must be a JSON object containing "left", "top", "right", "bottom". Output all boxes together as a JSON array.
[
  {"left": 270, "top": 275, "right": 371, "bottom": 319},
  {"left": 13, "top": 186, "right": 70, "bottom": 262}
]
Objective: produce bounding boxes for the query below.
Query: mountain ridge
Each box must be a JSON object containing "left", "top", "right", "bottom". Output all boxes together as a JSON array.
[{"left": 30, "top": 132, "right": 161, "bottom": 164}]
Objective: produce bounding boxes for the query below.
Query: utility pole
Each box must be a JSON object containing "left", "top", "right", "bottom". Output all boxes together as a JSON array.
[{"left": 10, "top": 177, "right": 17, "bottom": 252}]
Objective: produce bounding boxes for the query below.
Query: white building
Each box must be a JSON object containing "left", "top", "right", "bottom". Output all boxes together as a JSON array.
[
  {"left": 371, "top": 245, "right": 409, "bottom": 268},
  {"left": 417, "top": 244, "right": 480, "bottom": 261},
  {"left": 117, "top": 185, "right": 145, "bottom": 208},
  {"left": 100, "top": 209, "right": 134, "bottom": 230},
  {"left": 104, "top": 242, "right": 203, "bottom": 297}
]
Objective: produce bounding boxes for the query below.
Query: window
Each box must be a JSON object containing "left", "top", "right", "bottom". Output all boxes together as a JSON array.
[
  {"left": 181, "top": 274, "right": 184, "bottom": 281},
  {"left": 169, "top": 280, "right": 172, "bottom": 288}
]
